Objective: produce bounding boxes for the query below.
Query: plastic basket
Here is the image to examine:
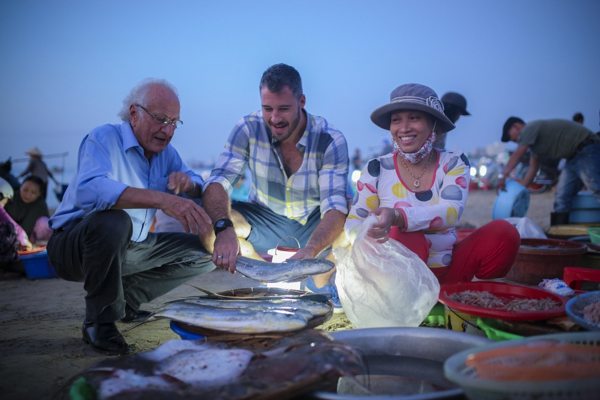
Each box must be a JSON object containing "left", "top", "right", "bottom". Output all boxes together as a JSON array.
[
  {"left": 20, "top": 248, "right": 57, "bottom": 279},
  {"left": 589, "top": 227, "right": 600, "bottom": 244},
  {"left": 420, "top": 302, "right": 445, "bottom": 326},
  {"left": 465, "top": 343, "right": 600, "bottom": 381},
  {"left": 565, "top": 291, "right": 600, "bottom": 331},
  {"left": 444, "top": 332, "right": 600, "bottom": 400},
  {"left": 477, "top": 318, "right": 523, "bottom": 342}
]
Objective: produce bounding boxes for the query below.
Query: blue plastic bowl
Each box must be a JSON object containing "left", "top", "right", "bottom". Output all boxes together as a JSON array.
[
  {"left": 170, "top": 320, "right": 206, "bottom": 340},
  {"left": 565, "top": 291, "right": 600, "bottom": 331},
  {"left": 493, "top": 179, "right": 530, "bottom": 220}
]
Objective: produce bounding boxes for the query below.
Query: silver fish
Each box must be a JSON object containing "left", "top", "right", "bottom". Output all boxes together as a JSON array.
[
  {"left": 153, "top": 302, "right": 309, "bottom": 333},
  {"left": 181, "top": 252, "right": 335, "bottom": 283},
  {"left": 234, "top": 256, "right": 335, "bottom": 282},
  {"left": 179, "top": 297, "right": 331, "bottom": 317},
  {"left": 192, "top": 286, "right": 331, "bottom": 303}
]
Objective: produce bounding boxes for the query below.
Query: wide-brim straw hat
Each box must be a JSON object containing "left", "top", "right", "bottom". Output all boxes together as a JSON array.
[
  {"left": 370, "top": 83, "right": 455, "bottom": 133},
  {"left": 25, "top": 147, "right": 43, "bottom": 157}
]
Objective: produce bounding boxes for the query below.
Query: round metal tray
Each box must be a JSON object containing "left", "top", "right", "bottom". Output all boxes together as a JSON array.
[{"left": 310, "top": 327, "right": 490, "bottom": 399}]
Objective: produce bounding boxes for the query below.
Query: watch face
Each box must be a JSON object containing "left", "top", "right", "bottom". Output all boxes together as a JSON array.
[{"left": 214, "top": 219, "right": 233, "bottom": 233}]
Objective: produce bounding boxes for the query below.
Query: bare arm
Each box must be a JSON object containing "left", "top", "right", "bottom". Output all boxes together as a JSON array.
[
  {"left": 290, "top": 209, "right": 347, "bottom": 260},
  {"left": 201, "top": 182, "right": 239, "bottom": 271},
  {"left": 521, "top": 155, "right": 540, "bottom": 187},
  {"left": 497, "top": 144, "right": 529, "bottom": 192}
]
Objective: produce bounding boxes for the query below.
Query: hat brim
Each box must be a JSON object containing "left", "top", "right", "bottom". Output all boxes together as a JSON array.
[
  {"left": 370, "top": 102, "right": 455, "bottom": 133},
  {"left": 461, "top": 109, "right": 471, "bottom": 116}
]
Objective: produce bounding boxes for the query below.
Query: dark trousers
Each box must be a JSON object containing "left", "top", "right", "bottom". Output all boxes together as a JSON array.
[{"left": 47, "top": 210, "right": 215, "bottom": 323}]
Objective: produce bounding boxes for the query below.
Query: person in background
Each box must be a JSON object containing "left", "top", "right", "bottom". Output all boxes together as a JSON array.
[
  {"left": 352, "top": 148, "right": 363, "bottom": 171},
  {"left": 202, "top": 64, "right": 349, "bottom": 311},
  {"left": 17, "top": 147, "right": 60, "bottom": 200},
  {"left": 572, "top": 112, "right": 584, "bottom": 124},
  {"left": 498, "top": 117, "right": 600, "bottom": 225},
  {"left": 0, "top": 178, "right": 30, "bottom": 279},
  {"left": 434, "top": 92, "right": 470, "bottom": 150},
  {"left": 4, "top": 175, "right": 52, "bottom": 245},
  {"left": 47, "top": 78, "right": 216, "bottom": 356},
  {"left": 347, "top": 83, "right": 520, "bottom": 284}
]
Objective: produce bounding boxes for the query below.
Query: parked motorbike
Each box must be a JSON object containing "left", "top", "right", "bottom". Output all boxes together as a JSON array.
[{"left": 469, "top": 155, "right": 504, "bottom": 190}]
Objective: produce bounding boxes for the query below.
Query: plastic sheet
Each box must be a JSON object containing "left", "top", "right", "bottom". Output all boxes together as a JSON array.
[
  {"left": 334, "top": 215, "right": 440, "bottom": 328},
  {"left": 504, "top": 217, "right": 547, "bottom": 239}
]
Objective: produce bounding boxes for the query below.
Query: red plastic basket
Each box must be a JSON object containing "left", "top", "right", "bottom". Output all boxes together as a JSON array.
[{"left": 439, "top": 282, "right": 567, "bottom": 321}]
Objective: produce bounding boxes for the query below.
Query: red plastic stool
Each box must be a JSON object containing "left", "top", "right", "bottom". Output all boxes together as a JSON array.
[{"left": 563, "top": 267, "right": 600, "bottom": 290}]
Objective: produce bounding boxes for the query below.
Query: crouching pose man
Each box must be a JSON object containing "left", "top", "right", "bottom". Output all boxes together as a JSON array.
[{"left": 48, "top": 79, "right": 217, "bottom": 355}]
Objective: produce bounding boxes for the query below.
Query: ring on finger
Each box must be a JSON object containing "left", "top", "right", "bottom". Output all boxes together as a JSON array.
[{"left": 217, "top": 255, "right": 223, "bottom": 258}]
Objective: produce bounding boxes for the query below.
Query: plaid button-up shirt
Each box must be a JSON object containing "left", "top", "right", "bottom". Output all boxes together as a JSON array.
[{"left": 205, "top": 110, "right": 349, "bottom": 224}]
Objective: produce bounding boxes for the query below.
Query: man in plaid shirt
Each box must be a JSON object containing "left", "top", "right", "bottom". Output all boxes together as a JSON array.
[{"left": 202, "top": 64, "right": 349, "bottom": 300}]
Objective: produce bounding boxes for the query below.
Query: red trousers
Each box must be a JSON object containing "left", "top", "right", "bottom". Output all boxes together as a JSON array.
[{"left": 389, "top": 219, "right": 520, "bottom": 284}]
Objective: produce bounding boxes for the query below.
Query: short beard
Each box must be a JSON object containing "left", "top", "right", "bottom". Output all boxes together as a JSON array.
[{"left": 274, "top": 106, "right": 302, "bottom": 142}]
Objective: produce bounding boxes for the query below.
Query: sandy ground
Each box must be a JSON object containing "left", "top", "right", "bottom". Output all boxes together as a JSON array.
[{"left": 0, "top": 189, "right": 555, "bottom": 400}]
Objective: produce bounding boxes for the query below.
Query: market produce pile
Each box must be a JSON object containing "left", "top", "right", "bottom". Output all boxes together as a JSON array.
[
  {"left": 583, "top": 300, "right": 600, "bottom": 325},
  {"left": 447, "top": 290, "right": 561, "bottom": 311}
]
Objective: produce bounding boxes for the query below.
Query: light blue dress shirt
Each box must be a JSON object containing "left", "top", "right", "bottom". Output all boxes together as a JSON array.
[{"left": 49, "top": 122, "right": 203, "bottom": 242}]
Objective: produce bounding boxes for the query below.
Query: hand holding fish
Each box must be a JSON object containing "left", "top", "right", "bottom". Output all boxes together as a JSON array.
[
  {"left": 212, "top": 228, "right": 239, "bottom": 273},
  {"left": 287, "top": 246, "right": 317, "bottom": 261}
]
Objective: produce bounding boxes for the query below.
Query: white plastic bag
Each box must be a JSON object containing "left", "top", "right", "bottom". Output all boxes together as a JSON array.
[
  {"left": 504, "top": 217, "right": 547, "bottom": 239},
  {"left": 334, "top": 215, "right": 440, "bottom": 328}
]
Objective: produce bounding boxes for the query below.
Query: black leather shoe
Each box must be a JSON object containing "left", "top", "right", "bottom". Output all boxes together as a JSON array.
[
  {"left": 82, "top": 320, "right": 132, "bottom": 356},
  {"left": 120, "top": 305, "right": 152, "bottom": 323}
]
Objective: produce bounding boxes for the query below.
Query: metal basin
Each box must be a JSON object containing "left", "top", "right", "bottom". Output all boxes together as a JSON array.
[{"left": 310, "top": 327, "right": 491, "bottom": 400}]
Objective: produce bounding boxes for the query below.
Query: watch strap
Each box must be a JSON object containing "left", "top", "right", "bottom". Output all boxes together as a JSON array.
[{"left": 214, "top": 218, "right": 234, "bottom": 234}]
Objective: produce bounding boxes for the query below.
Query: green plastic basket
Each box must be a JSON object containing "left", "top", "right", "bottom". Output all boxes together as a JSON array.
[
  {"left": 421, "top": 303, "right": 445, "bottom": 327},
  {"left": 588, "top": 227, "right": 600, "bottom": 244},
  {"left": 477, "top": 318, "right": 523, "bottom": 342},
  {"left": 69, "top": 377, "right": 94, "bottom": 400}
]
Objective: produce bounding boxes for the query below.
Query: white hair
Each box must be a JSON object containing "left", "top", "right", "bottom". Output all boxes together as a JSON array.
[{"left": 117, "top": 78, "right": 179, "bottom": 122}]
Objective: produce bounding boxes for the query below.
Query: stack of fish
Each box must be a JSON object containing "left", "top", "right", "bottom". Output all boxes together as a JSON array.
[
  {"left": 70, "top": 330, "right": 366, "bottom": 400},
  {"left": 153, "top": 294, "right": 332, "bottom": 334}
]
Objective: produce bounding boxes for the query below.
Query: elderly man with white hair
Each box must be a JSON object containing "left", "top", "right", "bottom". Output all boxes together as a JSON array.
[{"left": 47, "top": 79, "right": 217, "bottom": 356}]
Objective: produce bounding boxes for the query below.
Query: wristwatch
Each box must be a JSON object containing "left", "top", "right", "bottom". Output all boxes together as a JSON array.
[
  {"left": 497, "top": 173, "right": 505, "bottom": 180},
  {"left": 214, "top": 219, "right": 234, "bottom": 234}
]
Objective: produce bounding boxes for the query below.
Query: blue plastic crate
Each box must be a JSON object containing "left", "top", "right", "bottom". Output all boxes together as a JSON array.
[{"left": 20, "top": 250, "right": 57, "bottom": 279}]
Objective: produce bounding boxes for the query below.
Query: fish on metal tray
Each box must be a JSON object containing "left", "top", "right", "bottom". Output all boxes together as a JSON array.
[
  {"left": 153, "top": 302, "right": 309, "bottom": 334},
  {"left": 177, "top": 297, "right": 331, "bottom": 317},
  {"left": 180, "top": 252, "right": 335, "bottom": 283}
]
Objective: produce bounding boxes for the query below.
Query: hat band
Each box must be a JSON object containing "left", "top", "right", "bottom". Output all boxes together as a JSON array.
[{"left": 390, "top": 96, "right": 444, "bottom": 113}]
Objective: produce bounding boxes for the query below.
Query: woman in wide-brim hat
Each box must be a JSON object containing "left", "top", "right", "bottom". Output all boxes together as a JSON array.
[{"left": 345, "top": 83, "right": 520, "bottom": 284}]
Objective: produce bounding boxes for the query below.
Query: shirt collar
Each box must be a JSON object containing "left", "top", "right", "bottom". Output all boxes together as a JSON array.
[
  {"left": 262, "top": 109, "right": 309, "bottom": 150},
  {"left": 121, "top": 121, "right": 142, "bottom": 152}
]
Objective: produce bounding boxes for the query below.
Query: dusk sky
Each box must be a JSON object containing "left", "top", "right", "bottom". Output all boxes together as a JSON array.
[{"left": 1, "top": 0, "right": 599, "bottom": 174}]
